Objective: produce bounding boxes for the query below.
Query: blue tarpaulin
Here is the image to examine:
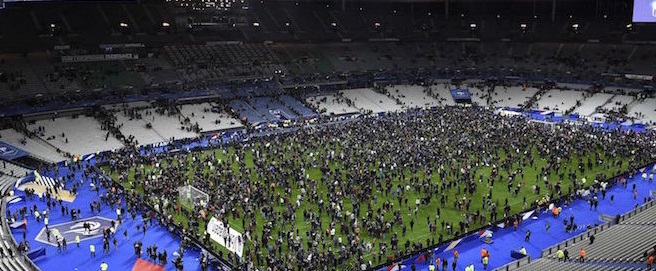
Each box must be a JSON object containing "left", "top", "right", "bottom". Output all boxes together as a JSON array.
[{"left": 0, "top": 141, "right": 29, "bottom": 161}]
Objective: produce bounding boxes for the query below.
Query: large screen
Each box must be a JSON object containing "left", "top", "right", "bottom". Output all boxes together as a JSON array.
[{"left": 633, "top": 0, "right": 656, "bottom": 22}]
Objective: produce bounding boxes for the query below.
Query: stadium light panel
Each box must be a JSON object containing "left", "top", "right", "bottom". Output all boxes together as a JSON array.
[
  {"left": 253, "top": 22, "right": 260, "bottom": 27},
  {"left": 119, "top": 22, "right": 129, "bottom": 28},
  {"left": 470, "top": 23, "right": 477, "bottom": 28},
  {"left": 162, "top": 22, "right": 170, "bottom": 27}
]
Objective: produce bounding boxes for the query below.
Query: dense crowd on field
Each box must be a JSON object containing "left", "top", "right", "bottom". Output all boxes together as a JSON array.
[{"left": 103, "top": 106, "right": 655, "bottom": 271}]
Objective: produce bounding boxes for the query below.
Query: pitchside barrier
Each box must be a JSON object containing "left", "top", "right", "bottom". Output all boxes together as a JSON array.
[{"left": 375, "top": 161, "right": 656, "bottom": 271}]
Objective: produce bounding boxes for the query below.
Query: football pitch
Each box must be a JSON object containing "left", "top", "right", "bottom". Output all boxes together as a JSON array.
[{"left": 103, "top": 143, "right": 629, "bottom": 269}]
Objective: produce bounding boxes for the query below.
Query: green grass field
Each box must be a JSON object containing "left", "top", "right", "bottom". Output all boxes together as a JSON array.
[{"left": 103, "top": 143, "right": 629, "bottom": 268}]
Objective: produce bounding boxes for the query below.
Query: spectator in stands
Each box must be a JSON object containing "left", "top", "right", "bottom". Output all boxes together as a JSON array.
[
  {"left": 648, "top": 254, "right": 654, "bottom": 270},
  {"left": 556, "top": 249, "right": 564, "bottom": 261},
  {"left": 578, "top": 248, "right": 586, "bottom": 262}
]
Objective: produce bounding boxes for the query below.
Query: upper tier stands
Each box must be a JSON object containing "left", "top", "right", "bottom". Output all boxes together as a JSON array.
[
  {"left": 26, "top": 116, "right": 124, "bottom": 156},
  {"left": 164, "top": 43, "right": 287, "bottom": 80}
]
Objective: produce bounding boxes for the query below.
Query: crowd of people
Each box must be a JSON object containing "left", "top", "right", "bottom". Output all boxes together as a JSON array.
[{"left": 101, "top": 105, "right": 655, "bottom": 270}]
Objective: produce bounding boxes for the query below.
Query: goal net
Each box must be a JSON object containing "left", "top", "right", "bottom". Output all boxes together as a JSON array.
[{"left": 177, "top": 185, "right": 209, "bottom": 209}]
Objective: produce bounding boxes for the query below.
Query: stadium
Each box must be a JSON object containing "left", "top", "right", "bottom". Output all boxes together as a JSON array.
[{"left": 0, "top": 0, "right": 655, "bottom": 270}]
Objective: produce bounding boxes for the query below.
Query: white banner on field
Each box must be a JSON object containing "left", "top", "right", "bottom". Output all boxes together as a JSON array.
[{"left": 206, "top": 217, "right": 244, "bottom": 257}]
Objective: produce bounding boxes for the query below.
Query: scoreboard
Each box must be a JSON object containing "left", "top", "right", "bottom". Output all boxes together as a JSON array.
[{"left": 633, "top": 0, "right": 656, "bottom": 22}]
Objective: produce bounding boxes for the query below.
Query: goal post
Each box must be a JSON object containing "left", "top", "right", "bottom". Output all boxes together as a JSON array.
[{"left": 177, "top": 185, "right": 209, "bottom": 209}]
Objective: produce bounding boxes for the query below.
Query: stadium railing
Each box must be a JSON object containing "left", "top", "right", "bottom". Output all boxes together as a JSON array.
[
  {"left": 539, "top": 221, "right": 613, "bottom": 258},
  {"left": 1, "top": 173, "right": 42, "bottom": 271}
]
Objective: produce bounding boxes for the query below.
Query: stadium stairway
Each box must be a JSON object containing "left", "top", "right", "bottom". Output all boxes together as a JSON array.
[
  {"left": 510, "top": 258, "right": 647, "bottom": 271},
  {"left": 0, "top": 165, "right": 36, "bottom": 271}
]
